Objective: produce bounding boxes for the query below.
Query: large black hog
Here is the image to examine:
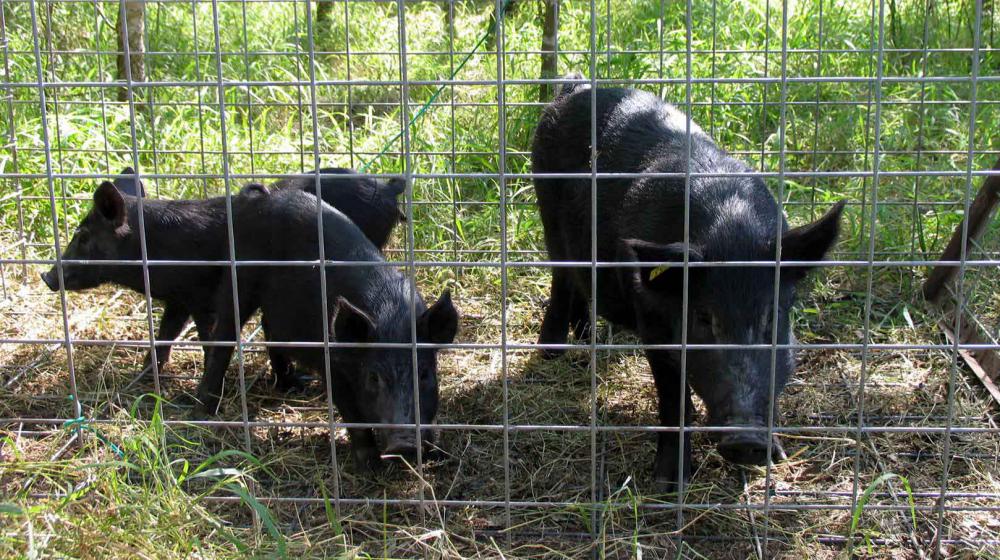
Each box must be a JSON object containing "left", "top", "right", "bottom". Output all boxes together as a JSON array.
[
  {"left": 41, "top": 167, "right": 405, "bottom": 389},
  {"left": 532, "top": 77, "right": 844, "bottom": 491},
  {"left": 199, "top": 185, "right": 458, "bottom": 469}
]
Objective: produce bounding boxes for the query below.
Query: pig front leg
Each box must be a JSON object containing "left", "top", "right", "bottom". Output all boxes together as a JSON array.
[
  {"left": 328, "top": 378, "right": 380, "bottom": 472},
  {"left": 195, "top": 283, "right": 257, "bottom": 415},
  {"left": 648, "top": 350, "right": 693, "bottom": 494},
  {"left": 142, "top": 302, "right": 190, "bottom": 374}
]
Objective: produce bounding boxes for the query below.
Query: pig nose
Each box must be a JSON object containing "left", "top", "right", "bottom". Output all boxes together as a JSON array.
[
  {"left": 40, "top": 270, "right": 59, "bottom": 291},
  {"left": 381, "top": 432, "right": 418, "bottom": 461},
  {"left": 718, "top": 433, "right": 771, "bottom": 465}
]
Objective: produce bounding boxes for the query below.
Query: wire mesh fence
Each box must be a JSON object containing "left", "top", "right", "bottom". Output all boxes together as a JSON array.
[{"left": 1, "top": 0, "right": 999, "bottom": 557}]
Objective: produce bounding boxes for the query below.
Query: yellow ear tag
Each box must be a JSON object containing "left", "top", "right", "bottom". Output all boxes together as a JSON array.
[{"left": 648, "top": 265, "right": 671, "bottom": 281}]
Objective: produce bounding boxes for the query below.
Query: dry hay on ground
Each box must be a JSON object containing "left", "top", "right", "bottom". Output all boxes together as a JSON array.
[{"left": 1, "top": 256, "right": 999, "bottom": 559}]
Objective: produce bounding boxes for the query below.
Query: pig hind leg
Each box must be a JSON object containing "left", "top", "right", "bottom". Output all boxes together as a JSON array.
[
  {"left": 648, "top": 350, "right": 694, "bottom": 494},
  {"left": 539, "top": 267, "right": 582, "bottom": 358},
  {"left": 568, "top": 291, "right": 591, "bottom": 342},
  {"left": 536, "top": 188, "right": 586, "bottom": 358}
]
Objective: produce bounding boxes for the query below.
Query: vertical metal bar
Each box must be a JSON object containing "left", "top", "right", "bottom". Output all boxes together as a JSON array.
[
  {"left": 657, "top": 0, "right": 664, "bottom": 99},
  {"left": 761, "top": 0, "right": 791, "bottom": 549},
  {"left": 709, "top": 0, "right": 718, "bottom": 137},
  {"left": 343, "top": 0, "right": 354, "bottom": 169},
  {"left": 449, "top": 0, "right": 458, "bottom": 270},
  {"left": 907, "top": 0, "right": 933, "bottom": 289},
  {"left": 209, "top": 0, "right": 253, "bottom": 449},
  {"left": 810, "top": 0, "right": 824, "bottom": 221},
  {"left": 934, "top": 1, "right": 983, "bottom": 555},
  {"left": 292, "top": 0, "right": 305, "bottom": 173},
  {"left": 191, "top": 0, "right": 209, "bottom": 198},
  {"left": 604, "top": 0, "right": 611, "bottom": 78},
  {"left": 117, "top": 0, "right": 166, "bottom": 400},
  {"left": 240, "top": 0, "right": 256, "bottom": 178},
  {"left": 758, "top": 0, "right": 771, "bottom": 172},
  {"left": 27, "top": 0, "right": 83, "bottom": 429},
  {"left": 395, "top": 0, "right": 427, "bottom": 522},
  {"left": 496, "top": 0, "right": 512, "bottom": 543},
  {"left": 42, "top": 0, "right": 66, "bottom": 242},
  {"left": 857, "top": 0, "right": 878, "bottom": 259},
  {"left": 0, "top": 0, "right": 27, "bottom": 281},
  {"left": 91, "top": 0, "right": 113, "bottom": 179},
  {"left": 304, "top": 0, "right": 342, "bottom": 519},
  {"left": 847, "top": 0, "right": 886, "bottom": 552},
  {"left": 673, "top": 0, "right": 694, "bottom": 549},
  {"left": 143, "top": 0, "right": 162, "bottom": 199},
  {"left": 587, "top": 0, "right": 599, "bottom": 549}
]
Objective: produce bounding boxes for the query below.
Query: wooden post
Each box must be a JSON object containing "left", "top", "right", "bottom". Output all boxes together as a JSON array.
[
  {"left": 116, "top": 0, "right": 145, "bottom": 102},
  {"left": 539, "top": 0, "right": 558, "bottom": 102},
  {"left": 923, "top": 155, "right": 1000, "bottom": 406},
  {"left": 922, "top": 156, "right": 1000, "bottom": 303}
]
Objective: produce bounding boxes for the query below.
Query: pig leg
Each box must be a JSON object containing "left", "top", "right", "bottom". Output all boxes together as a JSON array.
[
  {"left": 328, "top": 381, "right": 380, "bottom": 471},
  {"left": 260, "top": 315, "right": 307, "bottom": 393},
  {"left": 569, "top": 291, "right": 591, "bottom": 342},
  {"left": 141, "top": 303, "right": 190, "bottom": 374},
  {"left": 648, "top": 351, "right": 693, "bottom": 493},
  {"left": 191, "top": 311, "right": 216, "bottom": 368},
  {"left": 195, "top": 283, "right": 257, "bottom": 415},
  {"left": 538, "top": 267, "right": 577, "bottom": 358}
]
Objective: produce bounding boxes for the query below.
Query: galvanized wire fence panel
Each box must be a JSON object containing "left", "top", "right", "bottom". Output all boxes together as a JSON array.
[{"left": 1, "top": 0, "right": 999, "bottom": 557}]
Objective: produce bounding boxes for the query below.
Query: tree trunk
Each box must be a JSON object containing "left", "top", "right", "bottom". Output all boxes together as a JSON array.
[
  {"left": 316, "top": 0, "right": 333, "bottom": 22},
  {"left": 116, "top": 0, "right": 145, "bottom": 102},
  {"left": 539, "top": 0, "right": 558, "bottom": 102}
]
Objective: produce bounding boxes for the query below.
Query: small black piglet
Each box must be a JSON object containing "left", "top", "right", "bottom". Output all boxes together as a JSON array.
[{"left": 199, "top": 184, "right": 458, "bottom": 469}]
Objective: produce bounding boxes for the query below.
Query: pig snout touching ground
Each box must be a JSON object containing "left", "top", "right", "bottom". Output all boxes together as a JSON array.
[
  {"left": 199, "top": 188, "right": 458, "bottom": 472},
  {"left": 533, "top": 74, "right": 844, "bottom": 492}
]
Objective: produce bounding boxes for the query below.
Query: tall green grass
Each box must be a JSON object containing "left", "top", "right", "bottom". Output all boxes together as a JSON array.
[{"left": 1, "top": 0, "right": 996, "bottom": 267}]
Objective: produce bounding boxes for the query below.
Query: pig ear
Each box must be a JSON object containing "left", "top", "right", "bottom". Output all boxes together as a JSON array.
[
  {"left": 778, "top": 200, "right": 846, "bottom": 282},
  {"left": 94, "top": 181, "right": 127, "bottom": 227},
  {"left": 331, "top": 297, "right": 376, "bottom": 344},
  {"left": 239, "top": 182, "right": 269, "bottom": 198},
  {"left": 383, "top": 178, "right": 407, "bottom": 197},
  {"left": 619, "top": 239, "right": 703, "bottom": 293},
  {"left": 113, "top": 166, "right": 145, "bottom": 197},
  {"left": 420, "top": 290, "right": 459, "bottom": 344}
]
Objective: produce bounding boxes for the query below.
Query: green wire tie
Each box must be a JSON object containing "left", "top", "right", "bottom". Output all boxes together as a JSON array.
[{"left": 63, "top": 397, "right": 125, "bottom": 459}]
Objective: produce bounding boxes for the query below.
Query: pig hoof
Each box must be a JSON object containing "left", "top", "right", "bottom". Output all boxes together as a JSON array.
[
  {"left": 189, "top": 403, "right": 212, "bottom": 421},
  {"left": 274, "top": 372, "right": 312, "bottom": 394},
  {"left": 770, "top": 436, "right": 788, "bottom": 463},
  {"left": 571, "top": 321, "right": 592, "bottom": 342},
  {"left": 353, "top": 447, "right": 383, "bottom": 473},
  {"left": 539, "top": 348, "right": 567, "bottom": 360},
  {"left": 653, "top": 474, "right": 688, "bottom": 496},
  {"left": 190, "top": 395, "right": 220, "bottom": 419}
]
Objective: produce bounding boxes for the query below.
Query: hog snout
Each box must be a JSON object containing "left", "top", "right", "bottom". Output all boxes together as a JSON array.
[
  {"left": 40, "top": 269, "right": 60, "bottom": 291},
  {"left": 381, "top": 431, "right": 418, "bottom": 460},
  {"left": 717, "top": 431, "right": 771, "bottom": 466}
]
